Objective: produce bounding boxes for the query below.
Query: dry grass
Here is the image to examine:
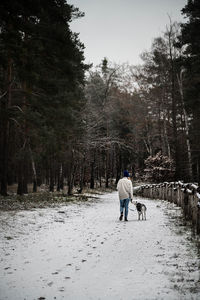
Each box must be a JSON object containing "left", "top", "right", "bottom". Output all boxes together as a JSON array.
[{"left": 1, "top": 184, "right": 115, "bottom": 211}]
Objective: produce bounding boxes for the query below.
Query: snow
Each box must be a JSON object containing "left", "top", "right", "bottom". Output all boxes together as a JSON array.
[
  {"left": 0, "top": 192, "right": 200, "bottom": 300},
  {"left": 196, "top": 192, "right": 200, "bottom": 200}
]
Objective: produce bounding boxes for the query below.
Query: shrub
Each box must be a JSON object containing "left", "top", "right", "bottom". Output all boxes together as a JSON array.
[{"left": 144, "top": 151, "right": 175, "bottom": 182}]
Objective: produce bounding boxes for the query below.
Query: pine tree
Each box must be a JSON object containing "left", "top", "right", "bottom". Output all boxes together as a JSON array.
[
  {"left": 180, "top": 0, "right": 200, "bottom": 182},
  {"left": 0, "top": 0, "right": 88, "bottom": 195}
]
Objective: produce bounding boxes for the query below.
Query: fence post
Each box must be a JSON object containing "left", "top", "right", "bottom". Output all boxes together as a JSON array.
[{"left": 136, "top": 181, "right": 200, "bottom": 235}]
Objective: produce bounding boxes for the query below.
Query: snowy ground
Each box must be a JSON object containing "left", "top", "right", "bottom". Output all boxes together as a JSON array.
[{"left": 0, "top": 191, "right": 200, "bottom": 300}]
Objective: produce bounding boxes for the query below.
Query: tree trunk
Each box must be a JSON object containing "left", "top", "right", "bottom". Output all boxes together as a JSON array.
[
  {"left": 29, "top": 145, "right": 37, "bottom": 192},
  {"left": 17, "top": 149, "right": 28, "bottom": 195},
  {"left": 105, "top": 150, "right": 110, "bottom": 188},
  {"left": 57, "top": 164, "right": 63, "bottom": 191},
  {"left": 115, "top": 151, "right": 122, "bottom": 184},
  {"left": 22, "top": 167, "right": 28, "bottom": 194},
  {"left": 79, "top": 159, "right": 86, "bottom": 193},
  {"left": 177, "top": 71, "right": 193, "bottom": 181},
  {"left": 0, "top": 58, "right": 12, "bottom": 196},
  {"left": 0, "top": 123, "right": 9, "bottom": 196},
  {"left": 17, "top": 163, "right": 23, "bottom": 195},
  {"left": 90, "top": 161, "right": 95, "bottom": 189},
  {"left": 67, "top": 150, "right": 76, "bottom": 195},
  {"left": 49, "top": 161, "right": 54, "bottom": 192},
  {"left": 68, "top": 171, "right": 74, "bottom": 195},
  {"left": 162, "top": 89, "right": 171, "bottom": 158},
  {"left": 167, "top": 23, "right": 179, "bottom": 179}
]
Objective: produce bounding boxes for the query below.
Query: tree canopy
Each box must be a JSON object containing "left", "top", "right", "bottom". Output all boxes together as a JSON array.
[{"left": 0, "top": 0, "right": 200, "bottom": 196}]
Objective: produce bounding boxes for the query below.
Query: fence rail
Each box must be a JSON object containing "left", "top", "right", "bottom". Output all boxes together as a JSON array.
[{"left": 135, "top": 181, "right": 200, "bottom": 234}]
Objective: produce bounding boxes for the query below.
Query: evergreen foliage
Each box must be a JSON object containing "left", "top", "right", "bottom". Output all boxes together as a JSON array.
[
  {"left": 0, "top": 0, "right": 199, "bottom": 196},
  {"left": 180, "top": 0, "right": 200, "bottom": 183},
  {"left": 0, "top": 0, "right": 87, "bottom": 195}
]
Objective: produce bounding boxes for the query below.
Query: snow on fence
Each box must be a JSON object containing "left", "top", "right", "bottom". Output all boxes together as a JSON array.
[{"left": 134, "top": 182, "right": 200, "bottom": 234}]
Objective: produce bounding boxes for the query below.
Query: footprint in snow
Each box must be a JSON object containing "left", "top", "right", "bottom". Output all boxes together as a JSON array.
[
  {"left": 52, "top": 271, "right": 59, "bottom": 275},
  {"left": 24, "top": 260, "right": 31, "bottom": 264},
  {"left": 46, "top": 258, "right": 52, "bottom": 262}
]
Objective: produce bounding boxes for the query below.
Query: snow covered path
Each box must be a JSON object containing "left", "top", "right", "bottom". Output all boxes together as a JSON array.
[{"left": 0, "top": 192, "right": 200, "bottom": 300}]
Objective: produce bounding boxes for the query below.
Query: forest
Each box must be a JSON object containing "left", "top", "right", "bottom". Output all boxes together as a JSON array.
[{"left": 0, "top": 0, "right": 200, "bottom": 196}]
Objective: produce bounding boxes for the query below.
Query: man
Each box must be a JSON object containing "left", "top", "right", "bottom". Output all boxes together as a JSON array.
[{"left": 117, "top": 170, "right": 133, "bottom": 221}]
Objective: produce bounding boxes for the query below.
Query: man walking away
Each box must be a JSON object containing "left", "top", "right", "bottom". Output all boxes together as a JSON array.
[{"left": 117, "top": 170, "right": 133, "bottom": 221}]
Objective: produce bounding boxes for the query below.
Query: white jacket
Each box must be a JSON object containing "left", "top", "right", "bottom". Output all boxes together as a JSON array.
[{"left": 117, "top": 177, "right": 133, "bottom": 200}]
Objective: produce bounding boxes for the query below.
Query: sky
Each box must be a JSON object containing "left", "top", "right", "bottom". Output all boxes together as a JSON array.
[{"left": 68, "top": 0, "right": 188, "bottom": 66}]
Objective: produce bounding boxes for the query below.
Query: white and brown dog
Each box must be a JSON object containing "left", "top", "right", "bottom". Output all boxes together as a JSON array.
[{"left": 134, "top": 201, "right": 147, "bottom": 220}]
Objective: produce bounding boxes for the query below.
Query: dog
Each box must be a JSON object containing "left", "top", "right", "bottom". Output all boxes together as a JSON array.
[{"left": 134, "top": 201, "right": 147, "bottom": 220}]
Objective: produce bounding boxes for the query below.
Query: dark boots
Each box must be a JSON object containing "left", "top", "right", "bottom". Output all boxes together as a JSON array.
[{"left": 119, "top": 213, "right": 128, "bottom": 221}]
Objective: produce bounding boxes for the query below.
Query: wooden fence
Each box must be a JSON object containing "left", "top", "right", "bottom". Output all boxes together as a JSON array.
[{"left": 135, "top": 182, "right": 200, "bottom": 234}]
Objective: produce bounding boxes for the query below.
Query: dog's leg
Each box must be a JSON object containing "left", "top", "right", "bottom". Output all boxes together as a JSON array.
[{"left": 142, "top": 208, "right": 144, "bottom": 220}]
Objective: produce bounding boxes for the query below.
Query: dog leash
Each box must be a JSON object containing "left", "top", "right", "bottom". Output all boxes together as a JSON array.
[{"left": 129, "top": 208, "right": 135, "bottom": 211}]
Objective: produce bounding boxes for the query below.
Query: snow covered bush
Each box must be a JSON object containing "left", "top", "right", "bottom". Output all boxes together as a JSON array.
[{"left": 144, "top": 151, "right": 175, "bottom": 182}]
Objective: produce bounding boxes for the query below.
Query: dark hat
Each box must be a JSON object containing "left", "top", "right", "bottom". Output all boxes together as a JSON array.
[{"left": 123, "top": 170, "right": 130, "bottom": 177}]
